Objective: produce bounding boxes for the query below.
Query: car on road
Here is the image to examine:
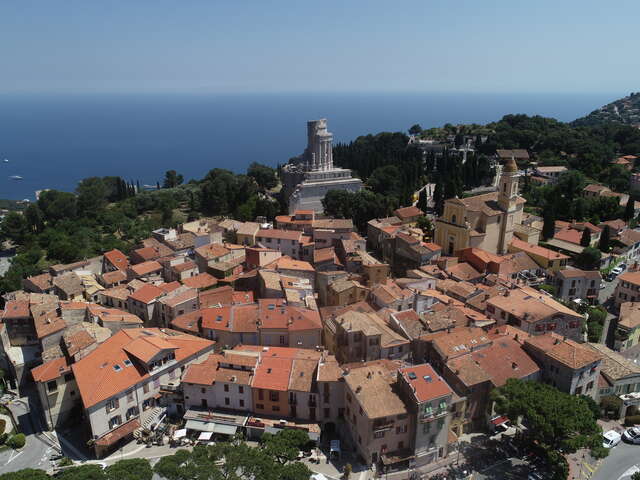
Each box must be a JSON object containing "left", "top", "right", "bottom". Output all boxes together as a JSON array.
[
  {"left": 600, "top": 282, "right": 606, "bottom": 289},
  {"left": 603, "top": 430, "right": 622, "bottom": 448},
  {"left": 622, "top": 427, "right": 640, "bottom": 444},
  {"left": 612, "top": 266, "right": 624, "bottom": 276}
]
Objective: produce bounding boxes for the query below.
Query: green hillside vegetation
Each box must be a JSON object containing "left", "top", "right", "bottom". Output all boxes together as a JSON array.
[{"left": 573, "top": 92, "right": 640, "bottom": 127}]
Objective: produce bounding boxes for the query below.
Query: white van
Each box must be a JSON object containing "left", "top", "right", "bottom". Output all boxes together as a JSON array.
[{"left": 603, "top": 430, "right": 622, "bottom": 448}]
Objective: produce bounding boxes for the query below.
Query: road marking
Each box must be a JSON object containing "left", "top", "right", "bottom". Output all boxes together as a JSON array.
[
  {"left": 583, "top": 462, "right": 595, "bottom": 473},
  {"left": 6, "top": 450, "right": 23, "bottom": 465}
]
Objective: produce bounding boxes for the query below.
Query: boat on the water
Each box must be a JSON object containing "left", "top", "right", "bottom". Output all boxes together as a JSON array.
[
  {"left": 9, "top": 175, "right": 23, "bottom": 180},
  {"left": 2, "top": 159, "right": 8, "bottom": 163}
]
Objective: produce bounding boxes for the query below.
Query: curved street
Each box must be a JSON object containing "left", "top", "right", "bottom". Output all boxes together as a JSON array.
[{"left": 592, "top": 442, "right": 640, "bottom": 480}]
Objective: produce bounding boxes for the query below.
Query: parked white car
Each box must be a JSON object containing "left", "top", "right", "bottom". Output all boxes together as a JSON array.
[
  {"left": 623, "top": 427, "right": 640, "bottom": 444},
  {"left": 612, "top": 266, "right": 624, "bottom": 275},
  {"left": 603, "top": 430, "right": 622, "bottom": 448}
]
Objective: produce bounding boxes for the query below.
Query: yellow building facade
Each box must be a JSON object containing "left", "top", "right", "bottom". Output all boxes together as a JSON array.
[{"left": 434, "top": 158, "right": 525, "bottom": 255}]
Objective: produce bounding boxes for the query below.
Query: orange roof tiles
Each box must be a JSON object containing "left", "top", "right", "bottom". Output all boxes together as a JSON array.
[
  {"left": 400, "top": 364, "right": 452, "bottom": 403},
  {"left": 72, "top": 328, "right": 214, "bottom": 408},
  {"left": 510, "top": 238, "right": 569, "bottom": 261},
  {"left": 129, "top": 261, "right": 162, "bottom": 276},
  {"left": 257, "top": 229, "right": 303, "bottom": 241},
  {"left": 2, "top": 300, "right": 30, "bottom": 319},
  {"left": 128, "top": 284, "right": 164, "bottom": 304},
  {"left": 32, "top": 356, "right": 72, "bottom": 383},
  {"left": 394, "top": 206, "right": 423, "bottom": 220},
  {"left": 104, "top": 249, "right": 129, "bottom": 271},
  {"left": 524, "top": 334, "right": 602, "bottom": 369},
  {"left": 195, "top": 243, "right": 231, "bottom": 260},
  {"left": 272, "top": 256, "right": 315, "bottom": 272},
  {"left": 182, "top": 273, "right": 217, "bottom": 290},
  {"left": 252, "top": 356, "right": 293, "bottom": 391}
]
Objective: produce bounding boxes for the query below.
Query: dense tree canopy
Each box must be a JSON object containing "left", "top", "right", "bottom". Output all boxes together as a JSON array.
[{"left": 247, "top": 162, "right": 278, "bottom": 190}]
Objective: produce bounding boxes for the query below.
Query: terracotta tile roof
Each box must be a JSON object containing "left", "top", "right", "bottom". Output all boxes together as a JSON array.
[
  {"left": 158, "top": 281, "right": 181, "bottom": 294},
  {"left": 199, "top": 286, "right": 234, "bottom": 307},
  {"left": 221, "top": 351, "right": 259, "bottom": 368},
  {"left": 619, "top": 270, "right": 640, "bottom": 286},
  {"left": 63, "top": 328, "right": 96, "bottom": 357},
  {"left": 428, "top": 326, "right": 492, "bottom": 359},
  {"left": 182, "top": 354, "right": 220, "bottom": 385},
  {"left": 129, "top": 261, "right": 162, "bottom": 277},
  {"left": 31, "top": 356, "right": 72, "bottom": 383},
  {"left": 2, "top": 300, "right": 30, "bottom": 319},
  {"left": 92, "top": 307, "right": 143, "bottom": 325},
  {"left": 170, "top": 310, "right": 202, "bottom": 334},
  {"left": 317, "top": 354, "right": 342, "bottom": 382},
  {"left": 618, "top": 229, "right": 640, "bottom": 247},
  {"left": 235, "top": 344, "right": 322, "bottom": 360},
  {"left": 619, "top": 302, "right": 640, "bottom": 330},
  {"left": 128, "top": 284, "right": 164, "bottom": 304},
  {"left": 586, "top": 343, "right": 640, "bottom": 381},
  {"left": 312, "top": 218, "right": 353, "bottom": 230},
  {"left": 446, "top": 355, "right": 492, "bottom": 386},
  {"left": 257, "top": 229, "right": 303, "bottom": 241},
  {"left": 583, "top": 184, "right": 610, "bottom": 193},
  {"left": 72, "top": 328, "right": 213, "bottom": 408},
  {"left": 469, "top": 337, "right": 539, "bottom": 387},
  {"left": 271, "top": 256, "right": 315, "bottom": 272},
  {"left": 555, "top": 268, "right": 601, "bottom": 280},
  {"left": 510, "top": 238, "right": 569, "bottom": 261},
  {"left": 172, "top": 261, "right": 197, "bottom": 273},
  {"left": 132, "top": 246, "right": 162, "bottom": 262},
  {"left": 159, "top": 287, "right": 198, "bottom": 308},
  {"left": 487, "top": 286, "right": 580, "bottom": 323},
  {"left": 104, "top": 249, "right": 129, "bottom": 271},
  {"left": 288, "top": 359, "right": 317, "bottom": 392},
  {"left": 101, "top": 286, "right": 130, "bottom": 301},
  {"left": 182, "top": 273, "right": 217, "bottom": 290},
  {"left": 53, "top": 272, "right": 84, "bottom": 296},
  {"left": 314, "top": 247, "right": 337, "bottom": 264},
  {"left": 32, "top": 304, "right": 66, "bottom": 339},
  {"left": 200, "top": 304, "right": 259, "bottom": 333},
  {"left": 447, "top": 262, "right": 482, "bottom": 282},
  {"left": 457, "top": 191, "right": 525, "bottom": 217},
  {"left": 95, "top": 418, "right": 140, "bottom": 447},
  {"left": 344, "top": 362, "right": 407, "bottom": 419},
  {"left": 252, "top": 356, "right": 293, "bottom": 391},
  {"left": 195, "top": 243, "right": 231, "bottom": 260},
  {"left": 25, "top": 273, "right": 54, "bottom": 291},
  {"left": 257, "top": 299, "right": 321, "bottom": 331},
  {"left": 423, "top": 242, "right": 442, "bottom": 252},
  {"left": 400, "top": 364, "right": 452, "bottom": 403},
  {"left": 101, "top": 270, "right": 127, "bottom": 285},
  {"left": 371, "top": 280, "right": 414, "bottom": 305},
  {"left": 554, "top": 228, "right": 584, "bottom": 245},
  {"left": 393, "top": 206, "right": 423, "bottom": 220},
  {"left": 524, "top": 334, "right": 602, "bottom": 369}
]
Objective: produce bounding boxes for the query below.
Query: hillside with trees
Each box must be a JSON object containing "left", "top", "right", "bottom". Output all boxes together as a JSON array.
[{"left": 573, "top": 92, "right": 640, "bottom": 127}]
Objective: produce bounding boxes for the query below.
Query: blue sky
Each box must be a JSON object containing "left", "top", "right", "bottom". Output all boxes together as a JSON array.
[{"left": 0, "top": 0, "right": 637, "bottom": 94}]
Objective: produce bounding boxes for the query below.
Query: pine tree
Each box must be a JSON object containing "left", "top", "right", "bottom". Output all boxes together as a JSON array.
[
  {"left": 598, "top": 225, "right": 611, "bottom": 252},
  {"left": 580, "top": 228, "right": 592, "bottom": 247}
]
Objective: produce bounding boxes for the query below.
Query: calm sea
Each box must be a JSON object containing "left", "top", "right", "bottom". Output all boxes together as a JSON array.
[{"left": 0, "top": 92, "right": 620, "bottom": 200}]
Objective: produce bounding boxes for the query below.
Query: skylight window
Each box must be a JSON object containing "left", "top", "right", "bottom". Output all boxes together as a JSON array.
[
  {"left": 123, "top": 359, "right": 132, "bottom": 367},
  {"left": 113, "top": 364, "right": 122, "bottom": 372}
]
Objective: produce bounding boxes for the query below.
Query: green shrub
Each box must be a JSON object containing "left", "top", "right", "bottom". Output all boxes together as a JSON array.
[
  {"left": 7, "top": 433, "right": 25, "bottom": 449},
  {"left": 0, "top": 433, "right": 8, "bottom": 445},
  {"left": 0, "top": 418, "right": 6, "bottom": 435},
  {"left": 590, "top": 446, "right": 609, "bottom": 459},
  {"left": 625, "top": 415, "right": 640, "bottom": 426},
  {"left": 58, "top": 457, "right": 73, "bottom": 467}
]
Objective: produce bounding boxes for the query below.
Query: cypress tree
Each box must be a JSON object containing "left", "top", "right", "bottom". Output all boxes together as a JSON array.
[
  {"left": 418, "top": 188, "right": 428, "bottom": 212},
  {"left": 624, "top": 196, "right": 635, "bottom": 221},
  {"left": 580, "top": 228, "right": 592, "bottom": 247},
  {"left": 542, "top": 207, "right": 555, "bottom": 241},
  {"left": 598, "top": 225, "right": 611, "bottom": 252}
]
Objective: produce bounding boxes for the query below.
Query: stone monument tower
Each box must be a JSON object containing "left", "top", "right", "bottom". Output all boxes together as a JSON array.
[{"left": 281, "top": 119, "right": 363, "bottom": 213}]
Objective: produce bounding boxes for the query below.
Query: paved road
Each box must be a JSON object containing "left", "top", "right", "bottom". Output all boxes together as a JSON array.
[
  {"left": 0, "top": 396, "right": 59, "bottom": 474},
  {"left": 592, "top": 442, "right": 640, "bottom": 480}
]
